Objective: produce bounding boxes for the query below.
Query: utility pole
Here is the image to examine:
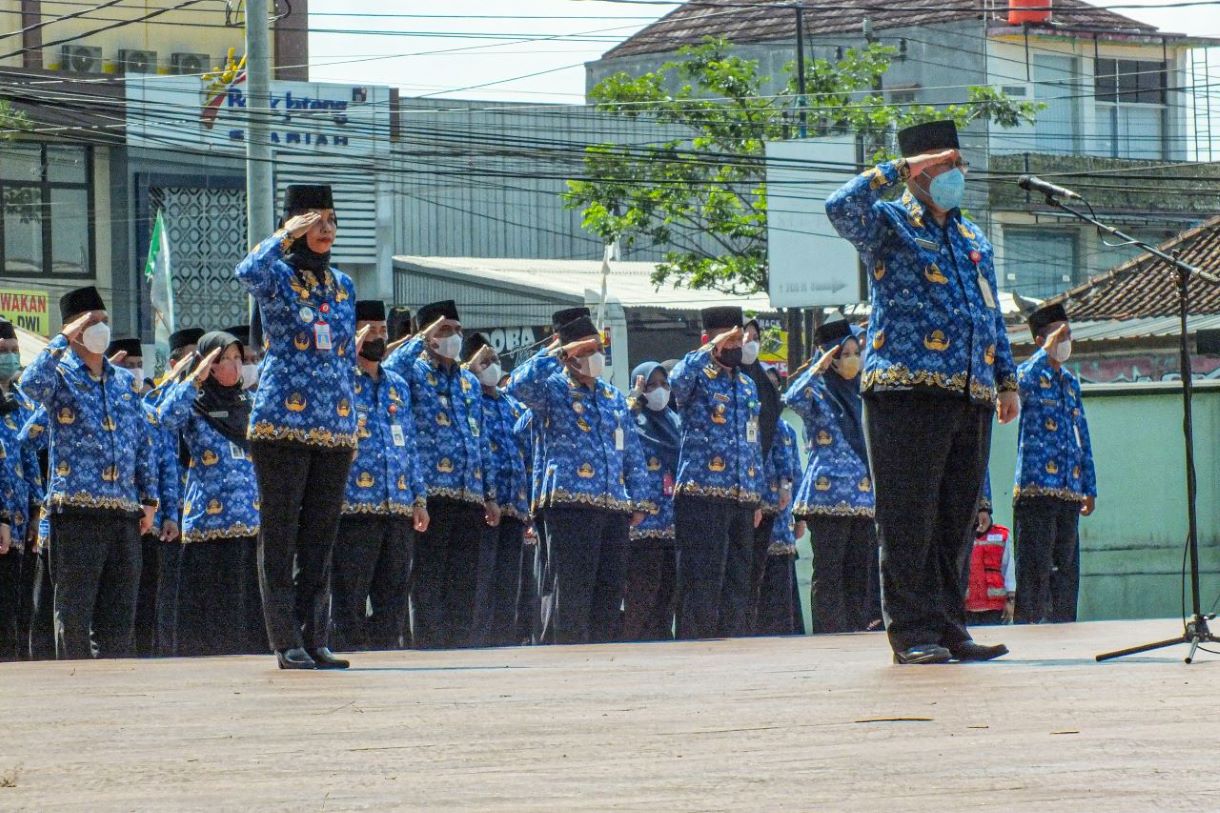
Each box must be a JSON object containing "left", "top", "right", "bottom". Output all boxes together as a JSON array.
[
  {"left": 788, "top": 4, "right": 808, "bottom": 375},
  {"left": 245, "top": 0, "right": 275, "bottom": 247}
]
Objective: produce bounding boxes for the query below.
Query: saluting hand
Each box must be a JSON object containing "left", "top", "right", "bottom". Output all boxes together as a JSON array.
[
  {"left": 419, "top": 316, "right": 446, "bottom": 341},
  {"left": 630, "top": 375, "right": 645, "bottom": 400},
  {"left": 354, "top": 324, "right": 371, "bottom": 358},
  {"left": 559, "top": 337, "right": 600, "bottom": 360},
  {"left": 282, "top": 211, "right": 320, "bottom": 239},
  {"left": 906, "top": 148, "right": 960, "bottom": 177},
  {"left": 709, "top": 326, "right": 744, "bottom": 350},
  {"left": 108, "top": 350, "right": 127, "bottom": 366},
  {"left": 470, "top": 345, "right": 496, "bottom": 368},
  {"left": 1043, "top": 323, "right": 1069, "bottom": 356},
  {"left": 61, "top": 310, "right": 101, "bottom": 343},
  {"left": 192, "top": 347, "right": 223, "bottom": 385},
  {"left": 812, "top": 344, "right": 841, "bottom": 375}
]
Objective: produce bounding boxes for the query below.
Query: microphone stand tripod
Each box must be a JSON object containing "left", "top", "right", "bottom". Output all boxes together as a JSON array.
[{"left": 1037, "top": 193, "right": 1218, "bottom": 663}]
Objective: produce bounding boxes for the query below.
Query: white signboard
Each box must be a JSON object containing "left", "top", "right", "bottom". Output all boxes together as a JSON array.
[
  {"left": 126, "top": 74, "right": 392, "bottom": 158},
  {"left": 765, "top": 136, "right": 864, "bottom": 308}
]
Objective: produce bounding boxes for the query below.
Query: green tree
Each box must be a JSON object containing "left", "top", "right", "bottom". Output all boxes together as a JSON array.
[{"left": 565, "top": 38, "right": 1043, "bottom": 296}]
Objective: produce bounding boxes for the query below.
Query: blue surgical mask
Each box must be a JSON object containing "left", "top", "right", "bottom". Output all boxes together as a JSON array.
[
  {"left": 0, "top": 352, "right": 19, "bottom": 380},
  {"left": 927, "top": 168, "right": 965, "bottom": 211}
]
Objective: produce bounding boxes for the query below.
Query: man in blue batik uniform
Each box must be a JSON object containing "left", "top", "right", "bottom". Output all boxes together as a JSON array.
[
  {"left": 331, "top": 300, "right": 429, "bottom": 651},
  {"left": 669, "top": 306, "right": 766, "bottom": 640},
  {"left": 20, "top": 286, "right": 158, "bottom": 660},
  {"left": 1013, "top": 303, "right": 1096, "bottom": 624},
  {"left": 384, "top": 299, "right": 500, "bottom": 649},
  {"left": 0, "top": 318, "right": 39, "bottom": 661},
  {"left": 508, "top": 314, "right": 651, "bottom": 643},
  {"left": 826, "top": 120, "right": 1018, "bottom": 664}
]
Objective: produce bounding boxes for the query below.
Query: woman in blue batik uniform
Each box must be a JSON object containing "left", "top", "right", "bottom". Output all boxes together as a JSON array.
[
  {"left": 783, "top": 320, "right": 877, "bottom": 634},
  {"left": 235, "top": 184, "right": 357, "bottom": 670},
  {"left": 621, "top": 361, "right": 681, "bottom": 642},
  {"left": 756, "top": 368, "right": 802, "bottom": 637},
  {"left": 159, "top": 331, "right": 264, "bottom": 656}
]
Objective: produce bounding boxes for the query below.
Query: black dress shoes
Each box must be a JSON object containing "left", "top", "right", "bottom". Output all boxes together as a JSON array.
[
  {"left": 307, "top": 648, "right": 350, "bottom": 670},
  {"left": 893, "top": 644, "right": 952, "bottom": 665},
  {"left": 950, "top": 641, "right": 1009, "bottom": 661},
  {"left": 276, "top": 647, "right": 317, "bottom": 670}
]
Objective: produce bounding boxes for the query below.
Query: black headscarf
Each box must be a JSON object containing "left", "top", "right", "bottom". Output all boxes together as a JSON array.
[
  {"left": 284, "top": 239, "right": 331, "bottom": 274},
  {"left": 631, "top": 361, "right": 682, "bottom": 474},
  {"left": 820, "top": 327, "right": 867, "bottom": 464},
  {"left": 192, "top": 331, "right": 251, "bottom": 451}
]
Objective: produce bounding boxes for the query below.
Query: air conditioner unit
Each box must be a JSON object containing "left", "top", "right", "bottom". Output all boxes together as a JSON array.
[
  {"left": 117, "top": 49, "right": 158, "bottom": 75},
  {"left": 60, "top": 45, "right": 102, "bottom": 74},
  {"left": 170, "top": 52, "right": 210, "bottom": 76}
]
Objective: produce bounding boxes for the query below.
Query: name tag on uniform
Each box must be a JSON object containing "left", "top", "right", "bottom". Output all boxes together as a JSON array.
[
  {"left": 614, "top": 427, "right": 624, "bottom": 451},
  {"left": 662, "top": 473, "right": 674, "bottom": 497},
  {"left": 314, "top": 322, "right": 333, "bottom": 351},
  {"left": 1074, "top": 424, "right": 1082, "bottom": 449},
  {"left": 915, "top": 237, "right": 939, "bottom": 251},
  {"left": 391, "top": 424, "right": 406, "bottom": 447},
  {"left": 977, "top": 271, "right": 997, "bottom": 309},
  {"left": 746, "top": 419, "right": 759, "bottom": 444},
  {"left": 229, "top": 442, "right": 245, "bottom": 460},
  {"left": 468, "top": 416, "right": 480, "bottom": 437}
]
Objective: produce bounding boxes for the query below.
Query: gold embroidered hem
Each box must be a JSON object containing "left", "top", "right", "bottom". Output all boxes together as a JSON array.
[
  {"left": 341, "top": 501, "right": 413, "bottom": 517},
  {"left": 767, "top": 542, "right": 797, "bottom": 556},
  {"left": 673, "top": 483, "right": 762, "bottom": 506},
  {"left": 1013, "top": 485, "right": 1087, "bottom": 503},
  {"left": 248, "top": 421, "right": 357, "bottom": 449},
  {"left": 630, "top": 528, "right": 675, "bottom": 542},
  {"left": 183, "top": 523, "right": 260, "bottom": 543},
  {"left": 49, "top": 493, "right": 142, "bottom": 514},
  {"left": 426, "top": 486, "right": 485, "bottom": 507},
  {"left": 864, "top": 364, "right": 1001, "bottom": 405},
  {"left": 794, "top": 504, "right": 875, "bottom": 519},
  {"left": 538, "top": 489, "right": 638, "bottom": 514}
]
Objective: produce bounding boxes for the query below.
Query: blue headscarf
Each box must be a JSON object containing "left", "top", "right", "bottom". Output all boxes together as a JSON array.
[
  {"left": 821, "top": 326, "right": 867, "bottom": 464},
  {"left": 631, "top": 361, "right": 681, "bottom": 473}
]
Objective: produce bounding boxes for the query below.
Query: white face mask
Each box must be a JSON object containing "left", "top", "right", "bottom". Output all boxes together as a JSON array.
[
  {"left": 82, "top": 322, "right": 111, "bottom": 355},
  {"left": 1051, "top": 340, "right": 1072, "bottom": 363},
  {"left": 241, "top": 363, "right": 260, "bottom": 390},
  {"left": 579, "top": 351, "right": 606, "bottom": 379},
  {"left": 644, "top": 386, "right": 671, "bottom": 411},
  {"left": 741, "top": 340, "right": 761, "bottom": 366},
  {"left": 477, "top": 363, "right": 502, "bottom": 388},
  {"left": 433, "top": 334, "right": 463, "bottom": 360}
]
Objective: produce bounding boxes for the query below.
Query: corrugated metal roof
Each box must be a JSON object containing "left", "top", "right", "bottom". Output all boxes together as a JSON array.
[{"left": 603, "top": 0, "right": 1158, "bottom": 61}]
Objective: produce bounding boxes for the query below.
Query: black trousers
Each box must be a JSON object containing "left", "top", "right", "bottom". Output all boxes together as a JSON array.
[
  {"left": 748, "top": 512, "right": 779, "bottom": 632},
  {"left": 332, "top": 514, "right": 414, "bottom": 651},
  {"left": 48, "top": 510, "right": 142, "bottom": 660},
  {"left": 516, "top": 536, "right": 540, "bottom": 646},
  {"left": 1014, "top": 496, "right": 1082, "bottom": 624},
  {"left": 543, "top": 507, "right": 630, "bottom": 645},
  {"left": 674, "top": 495, "right": 756, "bottom": 640},
  {"left": 757, "top": 552, "right": 798, "bottom": 636},
  {"left": 155, "top": 541, "right": 182, "bottom": 657},
  {"left": 133, "top": 534, "right": 160, "bottom": 657},
  {"left": 622, "top": 539, "right": 677, "bottom": 642},
  {"left": 177, "top": 537, "right": 264, "bottom": 657},
  {"left": 805, "top": 515, "right": 876, "bottom": 634},
  {"left": 24, "top": 546, "right": 54, "bottom": 660},
  {"left": 472, "top": 517, "right": 526, "bottom": 647},
  {"left": 411, "top": 498, "right": 485, "bottom": 650},
  {"left": 863, "top": 392, "right": 992, "bottom": 654},
  {"left": 250, "top": 442, "right": 353, "bottom": 652},
  {"left": 0, "top": 548, "right": 22, "bottom": 661},
  {"left": 530, "top": 511, "right": 552, "bottom": 644}
]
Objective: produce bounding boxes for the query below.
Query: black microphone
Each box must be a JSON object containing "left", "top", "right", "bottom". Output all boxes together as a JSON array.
[{"left": 1017, "top": 174, "right": 1081, "bottom": 200}]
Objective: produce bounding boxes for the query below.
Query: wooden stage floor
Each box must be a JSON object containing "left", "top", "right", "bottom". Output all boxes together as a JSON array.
[{"left": 1, "top": 619, "right": 1217, "bottom": 811}]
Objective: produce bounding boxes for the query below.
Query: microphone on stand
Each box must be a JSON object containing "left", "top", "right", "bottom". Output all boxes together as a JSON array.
[{"left": 1017, "top": 174, "right": 1082, "bottom": 200}]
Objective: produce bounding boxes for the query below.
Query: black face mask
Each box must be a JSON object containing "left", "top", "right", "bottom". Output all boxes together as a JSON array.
[
  {"left": 360, "top": 338, "right": 386, "bottom": 362},
  {"left": 717, "top": 346, "right": 743, "bottom": 368}
]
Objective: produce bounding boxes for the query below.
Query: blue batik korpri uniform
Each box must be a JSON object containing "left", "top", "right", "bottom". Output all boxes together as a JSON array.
[
  {"left": 384, "top": 336, "right": 496, "bottom": 508},
  {"left": 755, "top": 419, "right": 803, "bottom": 637},
  {"left": 483, "top": 390, "right": 530, "bottom": 525},
  {"left": 784, "top": 365, "right": 875, "bottom": 520},
  {"left": 762, "top": 419, "right": 801, "bottom": 538},
  {"left": 507, "top": 352, "right": 651, "bottom": 516},
  {"left": 236, "top": 234, "right": 358, "bottom": 450},
  {"left": 1014, "top": 348, "right": 1096, "bottom": 504},
  {"left": 21, "top": 334, "right": 158, "bottom": 516},
  {"left": 669, "top": 347, "right": 766, "bottom": 506},
  {"left": 0, "top": 387, "right": 44, "bottom": 549},
  {"left": 158, "top": 380, "right": 260, "bottom": 543},
  {"left": 825, "top": 159, "right": 1017, "bottom": 405},
  {"left": 343, "top": 365, "right": 426, "bottom": 518},
  {"left": 18, "top": 407, "right": 49, "bottom": 554}
]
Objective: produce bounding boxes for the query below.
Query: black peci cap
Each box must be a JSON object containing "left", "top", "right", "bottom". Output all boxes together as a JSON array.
[
  {"left": 814, "top": 319, "right": 853, "bottom": 348},
  {"left": 462, "top": 332, "right": 493, "bottom": 362},
  {"left": 897, "top": 119, "right": 960, "bottom": 157},
  {"left": 0, "top": 319, "right": 15, "bottom": 341},
  {"left": 552, "top": 307, "right": 590, "bottom": 331},
  {"left": 59, "top": 286, "right": 106, "bottom": 321},
  {"left": 169, "top": 327, "right": 205, "bottom": 352},
  {"left": 387, "top": 306, "right": 413, "bottom": 342},
  {"left": 355, "top": 300, "right": 386, "bottom": 322},
  {"left": 558, "top": 315, "right": 599, "bottom": 345},
  {"left": 701, "top": 306, "right": 743, "bottom": 332},
  {"left": 222, "top": 324, "right": 251, "bottom": 346},
  {"left": 106, "top": 337, "right": 143, "bottom": 358},
  {"left": 284, "top": 184, "right": 334, "bottom": 214},
  {"left": 1028, "top": 302, "right": 1069, "bottom": 335},
  {"left": 416, "top": 300, "right": 460, "bottom": 330}
]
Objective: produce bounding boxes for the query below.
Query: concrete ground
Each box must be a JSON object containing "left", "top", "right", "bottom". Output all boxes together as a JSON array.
[{"left": 0, "top": 619, "right": 1217, "bottom": 811}]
